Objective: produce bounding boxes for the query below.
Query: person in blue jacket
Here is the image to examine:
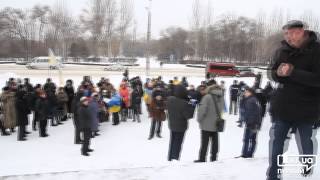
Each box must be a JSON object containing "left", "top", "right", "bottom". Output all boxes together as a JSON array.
[{"left": 238, "top": 87, "right": 262, "bottom": 158}]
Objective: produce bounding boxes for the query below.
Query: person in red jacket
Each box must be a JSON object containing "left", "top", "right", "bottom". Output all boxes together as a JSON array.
[{"left": 119, "top": 82, "right": 131, "bottom": 122}]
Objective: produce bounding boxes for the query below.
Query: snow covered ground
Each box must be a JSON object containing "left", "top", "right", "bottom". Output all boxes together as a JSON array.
[{"left": 0, "top": 62, "right": 319, "bottom": 180}]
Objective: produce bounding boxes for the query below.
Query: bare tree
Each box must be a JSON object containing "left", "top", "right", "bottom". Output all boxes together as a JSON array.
[
  {"left": 46, "top": 0, "right": 76, "bottom": 61},
  {"left": 104, "top": 0, "right": 117, "bottom": 58},
  {"left": 190, "top": 0, "right": 201, "bottom": 60},
  {"left": 203, "top": 0, "right": 213, "bottom": 60},
  {"left": 118, "top": 0, "right": 133, "bottom": 57},
  {"left": 1, "top": 8, "right": 36, "bottom": 60},
  {"left": 31, "top": 5, "right": 51, "bottom": 52},
  {"left": 81, "top": 0, "right": 108, "bottom": 59}
]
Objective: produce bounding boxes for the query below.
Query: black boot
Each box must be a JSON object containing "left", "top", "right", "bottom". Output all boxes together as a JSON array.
[
  {"left": 51, "top": 119, "right": 57, "bottom": 126},
  {"left": 81, "top": 151, "right": 90, "bottom": 156},
  {"left": 1, "top": 129, "right": 10, "bottom": 136},
  {"left": 1, "top": 123, "right": 9, "bottom": 136}
]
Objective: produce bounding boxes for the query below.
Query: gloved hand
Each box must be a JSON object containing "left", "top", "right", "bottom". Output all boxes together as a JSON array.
[
  {"left": 313, "top": 121, "right": 320, "bottom": 129},
  {"left": 188, "top": 99, "right": 198, "bottom": 107}
]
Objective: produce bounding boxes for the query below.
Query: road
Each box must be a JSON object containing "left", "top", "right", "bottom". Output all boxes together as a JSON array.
[{"left": 0, "top": 63, "right": 205, "bottom": 78}]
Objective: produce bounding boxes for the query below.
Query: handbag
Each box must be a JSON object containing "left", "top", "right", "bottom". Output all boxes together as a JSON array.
[{"left": 210, "top": 94, "right": 225, "bottom": 132}]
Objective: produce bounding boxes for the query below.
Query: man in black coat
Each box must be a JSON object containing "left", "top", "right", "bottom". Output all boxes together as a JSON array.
[
  {"left": 229, "top": 80, "right": 240, "bottom": 115},
  {"left": 267, "top": 20, "right": 320, "bottom": 180},
  {"left": 167, "top": 85, "right": 195, "bottom": 161},
  {"left": 78, "top": 97, "right": 93, "bottom": 156},
  {"left": 64, "top": 79, "right": 75, "bottom": 118},
  {"left": 35, "top": 91, "right": 50, "bottom": 137},
  {"left": 72, "top": 91, "right": 84, "bottom": 144},
  {"left": 131, "top": 84, "right": 143, "bottom": 122},
  {"left": 15, "top": 85, "right": 31, "bottom": 141}
]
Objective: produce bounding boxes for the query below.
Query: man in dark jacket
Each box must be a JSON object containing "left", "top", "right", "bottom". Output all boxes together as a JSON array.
[
  {"left": 131, "top": 84, "right": 143, "bottom": 122},
  {"left": 229, "top": 80, "right": 240, "bottom": 115},
  {"left": 167, "top": 85, "right": 195, "bottom": 161},
  {"left": 35, "top": 91, "right": 50, "bottom": 137},
  {"left": 253, "top": 82, "right": 267, "bottom": 118},
  {"left": 267, "top": 20, "right": 320, "bottom": 180},
  {"left": 72, "top": 91, "right": 83, "bottom": 144},
  {"left": 16, "top": 85, "right": 31, "bottom": 141},
  {"left": 238, "top": 87, "right": 262, "bottom": 158},
  {"left": 78, "top": 97, "right": 94, "bottom": 156},
  {"left": 64, "top": 79, "right": 75, "bottom": 118}
]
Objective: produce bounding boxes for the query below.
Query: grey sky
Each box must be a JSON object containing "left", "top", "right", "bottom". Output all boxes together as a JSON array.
[{"left": 1, "top": 0, "right": 320, "bottom": 38}]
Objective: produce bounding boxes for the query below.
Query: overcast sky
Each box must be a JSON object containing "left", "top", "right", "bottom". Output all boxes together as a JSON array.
[{"left": 1, "top": 0, "right": 320, "bottom": 38}]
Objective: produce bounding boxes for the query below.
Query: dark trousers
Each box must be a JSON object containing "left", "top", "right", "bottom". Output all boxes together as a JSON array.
[
  {"left": 121, "top": 108, "right": 128, "bottom": 121},
  {"left": 32, "top": 112, "right": 38, "bottom": 130},
  {"left": 168, "top": 131, "right": 185, "bottom": 161},
  {"left": 149, "top": 120, "right": 162, "bottom": 138},
  {"left": 267, "top": 119, "right": 315, "bottom": 180},
  {"left": 73, "top": 118, "right": 81, "bottom": 143},
  {"left": 0, "top": 121, "right": 6, "bottom": 134},
  {"left": 39, "top": 119, "right": 48, "bottom": 137},
  {"left": 241, "top": 127, "right": 257, "bottom": 158},
  {"left": 133, "top": 109, "right": 140, "bottom": 122},
  {"left": 112, "top": 112, "right": 119, "bottom": 125},
  {"left": 18, "top": 125, "right": 26, "bottom": 140},
  {"left": 81, "top": 129, "right": 91, "bottom": 153},
  {"left": 198, "top": 130, "right": 219, "bottom": 161},
  {"left": 229, "top": 99, "right": 238, "bottom": 115}
]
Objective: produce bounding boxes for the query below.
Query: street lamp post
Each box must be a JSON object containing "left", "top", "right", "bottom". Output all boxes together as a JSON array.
[{"left": 146, "top": 0, "right": 152, "bottom": 76}]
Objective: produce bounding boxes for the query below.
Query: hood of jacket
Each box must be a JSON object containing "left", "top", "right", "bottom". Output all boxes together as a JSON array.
[{"left": 205, "top": 85, "right": 223, "bottom": 97}]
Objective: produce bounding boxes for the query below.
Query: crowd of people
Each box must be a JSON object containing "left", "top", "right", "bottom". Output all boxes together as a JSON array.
[{"left": 0, "top": 70, "right": 275, "bottom": 159}]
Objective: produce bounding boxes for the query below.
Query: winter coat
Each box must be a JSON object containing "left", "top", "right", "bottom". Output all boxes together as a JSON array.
[
  {"left": 181, "top": 79, "right": 189, "bottom": 88},
  {"left": 1, "top": 91, "right": 17, "bottom": 128},
  {"left": 229, "top": 84, "right": 240, "bottom": 101},
  {"left": 15, "top": 91, "right": 30, "bottom": 126},
  {"left": 88, "top": 98, "right": 99, "bottom": 131},
  {"left": 64, "top": 85, "right": 75, "bottom": 112},
  {"left": 71, "top": 92, "right": 83, "bottom": 126},
  {"left": 167, "top": 85, "right": 195, "bottom": 132},
  {"left": 64, "top": 85, "right": 75, "bottom": 100},
  {"left": 270, "top": 30, "right": 320, "bottom": 124},
  {"left": 188, "top": 89, "right": 200, "bottom": 103},
  {"left": 56, "top": 91, "right": 68, "bottom": 115},
  {"left": 119, "top": 86, "right": 131, "bottom": 108},
  {"left": 150, "top": 98, "right": 166, "bottom": 121},
  {"left": 242, "top": 95, "right": 262, "bottom": 130},
  {"left": 152, "top": 89, "right": 166, "bottom": 99},
  {"left": 46, "top": 92, "right": 58, "bottom": 117},
  {"left": 35, "top": 97, "right": 50, "bottom": 121},
  {"left": 44, "top": 82, "right": 56, "bottom": 94},
  {"left": 131, "top": 88, "right": 143, "bottom": 109},
  {"left": 253, "top": 87, "right": 267, "bottom": 117},
  {"left": 78, "top": 104, "right": 92, "bottom": 130},
  {"left": 197, "top": 85, "right": 224, "bottom": 132}
]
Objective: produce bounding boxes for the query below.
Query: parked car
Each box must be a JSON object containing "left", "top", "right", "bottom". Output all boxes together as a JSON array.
[
  {"left": 236, "top": 67, "right": 256, "bottom": 77},
  {"left": 26, "top": 56, "right": 63, "bottom": 69},
  {"left": 104, "top": 64, "right": 126, "bottom": 71},
  {"left": 206, "top": 62, "right": 240, "bottom": 77}
]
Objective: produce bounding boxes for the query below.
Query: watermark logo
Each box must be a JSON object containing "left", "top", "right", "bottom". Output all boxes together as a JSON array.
[{"left": 277, "top": 155, "right": 317, "bottom": 175}]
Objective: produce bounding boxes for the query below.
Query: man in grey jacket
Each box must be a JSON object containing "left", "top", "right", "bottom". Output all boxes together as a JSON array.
[{"left": 194, "top": 79, "right": 224, "bottom": 162}]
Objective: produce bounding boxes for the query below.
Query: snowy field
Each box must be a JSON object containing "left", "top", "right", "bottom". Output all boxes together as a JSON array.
[{"left": 0, "top": 61, "right": 319, "bottom": 180}]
